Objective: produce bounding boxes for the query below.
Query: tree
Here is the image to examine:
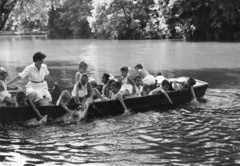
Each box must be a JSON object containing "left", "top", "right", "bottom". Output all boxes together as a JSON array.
[
  {"left": 0, "top": 0, "right": 18, "bottom": 31},
  {"left": 48, "top": 0, "right": 92, "bottom": 38}
]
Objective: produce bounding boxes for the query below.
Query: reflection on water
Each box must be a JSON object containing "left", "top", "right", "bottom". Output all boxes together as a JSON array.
[
  {"left": 1, "top": 89, "right": 240, "bottom": 165},
  {"left": 0, "top": 36, "right": 240, "bottom": 89},
  {"left": 1, "top": 36, "right": 240, "bottom": 165}
]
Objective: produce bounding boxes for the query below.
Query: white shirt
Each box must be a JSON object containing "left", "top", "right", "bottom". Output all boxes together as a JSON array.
[
  {"left": 19, "top": 63, "right": 49, "bottom": 82},
  {"left": 18, "top": 63, "right": 51, "bottom": 101},
  {"left": 0, "top": 80, "right": 11, "bottom": 102}
]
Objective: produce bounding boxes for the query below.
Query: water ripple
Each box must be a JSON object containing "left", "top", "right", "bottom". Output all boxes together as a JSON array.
[{"left": 1, "top": 89, "right": 240, "bottom": 165}]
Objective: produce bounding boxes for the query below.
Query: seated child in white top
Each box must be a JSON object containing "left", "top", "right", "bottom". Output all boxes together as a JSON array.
[
  {"left": 149, "top": 79, "right": 173, "bottom": 104},
  {"left": 110, "top": 82, "right": 129, "bottom": 113},
  {"left": 134, "top": 75, "right": 143, "bottom": 96},
  {"left": 0, "top": 67, "right": 15, "bottom": 106},
  {"left": 71, "top": 74, "right": 93, "bottom": 104},
  {"left": 119, "top": 66, "right": 136, "bottom": 97},
  {"left": 134, "top": 64, "right": 155, "bottom": 96}
]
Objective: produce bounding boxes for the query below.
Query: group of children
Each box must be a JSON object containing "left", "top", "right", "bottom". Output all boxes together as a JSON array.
[{"left": 0, "top": 61, "right": 197, "bottom": 124}]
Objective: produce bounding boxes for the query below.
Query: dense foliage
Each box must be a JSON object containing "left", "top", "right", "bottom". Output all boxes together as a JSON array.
[
  {"left": 1, "top": 0, "right": 240, "bottom": 40},
  {"left": 48, "top": 0, "right": 92, "bottom": 38}
]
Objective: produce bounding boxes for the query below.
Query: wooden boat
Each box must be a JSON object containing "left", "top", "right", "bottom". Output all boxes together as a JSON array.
[{"left": 0, "top": 77, "right": 208, "bottom": 124}]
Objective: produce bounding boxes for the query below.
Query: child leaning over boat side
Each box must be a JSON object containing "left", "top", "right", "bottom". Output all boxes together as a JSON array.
[
  {"left": 110, "top": 81, "right": 129, "bottom": 113},
  {"left": 149, "top": 79, "right": 173, "bottom": 104},
  {"left": 0, "top": 67, "right": 15, "bottom": 106},
  {"left": 174, "top": 77, "right": 197, "bottom": 101},
  {"left": 16, "top": 91, "right": 48, "bottom": 124},
  {"left": 56, "top": 90, "right": 72, "bottom": 114}
]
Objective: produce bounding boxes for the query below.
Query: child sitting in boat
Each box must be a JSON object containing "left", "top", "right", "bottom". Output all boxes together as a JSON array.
[
  {"left": 90, "top": 80, "right": 102, "bottom": 101},
  {"left": 118, "top": 66, "right": 136, "bottom": 97},
  {"left": 174, "top": 77, "right": 197, "bottom": 101},
  {"left": 149, "top": 79, "right": 173, "bottom": 104},
  {"left": 110, "top": 81, "right": 129, "bottom": 113},
  {"left": 71, "top": 74, "right": 93, "bottom": 104},
  {"left": 134, "top": 75, "right": 143, "bottom": 97},
  {"left": 16, "top": 91, "right": 48, "bottom": 124},
  {"left": 101, "top": 73, "right": 110, "bottom": 98},
  {"left": 102, "top": 79, "right": 116, "bottom": 99},
  {"left": 134, "top": 64, "right": 155, "bottom": 96},
  {"left": 75, "top": 61, "right": 88, "bottom": 83},
  {"left": 0, "top": 67, "right": 15, "bottom": 106}
]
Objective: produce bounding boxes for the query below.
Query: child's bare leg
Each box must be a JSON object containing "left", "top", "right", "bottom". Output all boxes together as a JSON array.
[{"left": 4, "top": 97, "right": 15, "bottom": 106}]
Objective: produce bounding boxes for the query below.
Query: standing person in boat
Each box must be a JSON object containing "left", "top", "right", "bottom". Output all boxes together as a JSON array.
[
  {"left": 149, "top": 79, "right": 173, "bottom": 104},
  {"left": 118, "top": 66, "right": 136, "bottom": 97},
  {"left": 0, "top": 67, "right": 15, "bottom": 106},
  {"left": 71, "top": 74, "right": 94, "bottom": 104},
  {"left": 75, "top": 61, "right": 88, "bottom": 83},
  {"left": 134, "top": 64, "right": 156, "bottom": 96},
  {"left": 15, "top": 91, "right": 48, "bottom": 124},
  {"left": 7, "top": 52, "right": 57, "bottom": 104},
  {"left": 110, "top": 81, "right": 129, "bottom": 113}
]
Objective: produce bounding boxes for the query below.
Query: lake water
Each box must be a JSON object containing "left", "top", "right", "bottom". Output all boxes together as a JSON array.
[{"left": 0, "top": 35, "right": 240, "bottom": 165}]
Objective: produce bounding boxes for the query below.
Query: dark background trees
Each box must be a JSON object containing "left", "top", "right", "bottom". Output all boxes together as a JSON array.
[{"left": 1, "top": 0, "right": 240, "bottom": 41}]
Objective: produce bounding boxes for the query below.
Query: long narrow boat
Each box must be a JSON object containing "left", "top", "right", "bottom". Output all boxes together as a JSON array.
[{"left": 0, "top": 77, "right": 208, "bottom": 124}]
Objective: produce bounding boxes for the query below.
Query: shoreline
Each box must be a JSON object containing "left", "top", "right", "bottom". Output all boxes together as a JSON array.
[{"left": 0, "top": 31, "right": 47, "bottom": 36}]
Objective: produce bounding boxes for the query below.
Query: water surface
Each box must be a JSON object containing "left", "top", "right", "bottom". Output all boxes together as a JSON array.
[{"left": 0, "top": 36, "right": 240, "bottom": 166}]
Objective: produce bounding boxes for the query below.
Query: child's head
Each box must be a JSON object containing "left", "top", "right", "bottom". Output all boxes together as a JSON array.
[
  {"left": 79, "top": 74, "right": 88, "bottom": 88},
  {"left": 90, "top": 80, "right": 98, "bottom": 88},
  {"left": 186, "top": 77, "right": 196, "bottom": 87},
  {"left": 60, "top": 90, "right": 71, "bottom": 103},
  {"left": 134, "top": 64, "right": 143, "bottom": 70},
  {"left": 134, "top": 75, "right": 142, "bottom": 86},
  {"left": 120, "top": 66, "right": 128, "bottom": 77},
  {"left": 0, "top": 67, "right": 8, "bottom": 80},
  {"left": 79, "top": 61, "right": 88, "bottom": 74},
  {"left": 161, "top": 79, "right": 170, "bottom": 90},
  {"left": 110, "top": 82, "right": 121, "bottom": 93},
  {"left": 16, "top": 91, "right": 27, "bottom": 107},
  {"left": 102, "top": 73, "right": 110, "bottom": 84}
]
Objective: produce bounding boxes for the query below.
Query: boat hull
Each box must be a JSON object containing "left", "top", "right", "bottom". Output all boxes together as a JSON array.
[{"left": 0, "top": 78, "right": 208, "bottom": 124}]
